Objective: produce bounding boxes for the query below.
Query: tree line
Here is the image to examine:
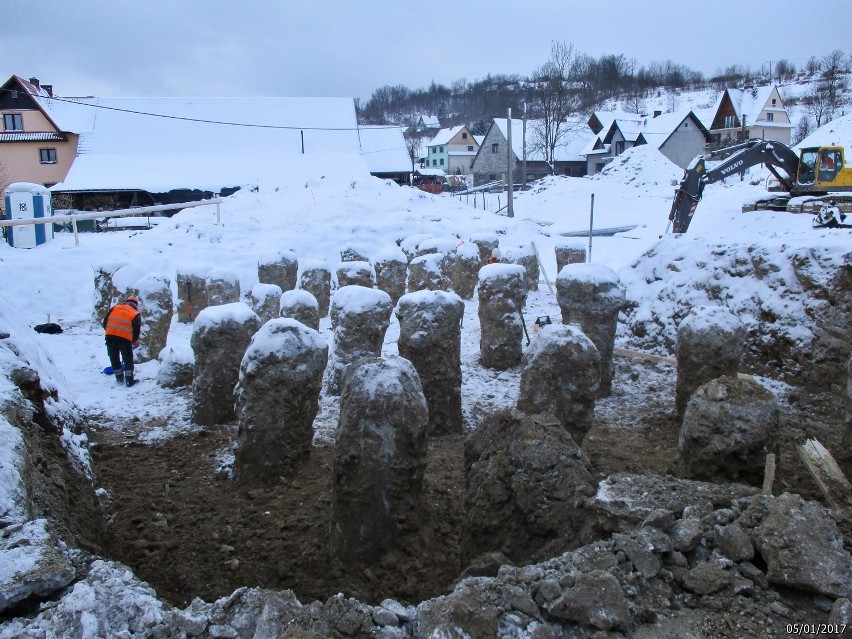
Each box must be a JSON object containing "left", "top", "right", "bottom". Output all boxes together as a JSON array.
[{"left": 358, "top": 43, "right": 851, "bottom": 160}]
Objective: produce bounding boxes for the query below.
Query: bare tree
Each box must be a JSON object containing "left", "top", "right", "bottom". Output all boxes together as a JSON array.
[
  {"left": 529, "top": 41, "right": 585, "bottom": 170},
  {"left": 792, "top": 116, "right": 813, "bottom": 145},
  {"left": 404, "top": 132, "right": 423, "bottom": 171},
  {"left": 802, "top": 82, "right": 832, "bottom": 127}
]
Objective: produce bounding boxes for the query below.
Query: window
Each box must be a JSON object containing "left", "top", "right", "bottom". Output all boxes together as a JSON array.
[
  {"left": 467, "top": 145, "right": 474, "bottom": 151},
  {"left": 439, "top": 159, "right": 444, "bottom": 166},
  {"left": 39, "top": 148, "right": 57, "bottom": 164},
  {"left": 432, "top": 159, "right": 437, "bottom": 167},
  {"left": 462, "top": 132, "right": 468, "bottom": 139},
  {"left": 615, "top": 141, "right": 625, "bottom": 155},
  {"left": 491, "top": 143, "right": 499, "bottom": 153},
  {"left": 766, "top": 113, "right": 774, "bottom": 122},
  {"left": 772, "top": 98, "right": 777, "bottom": 106},
  {"left": 683, "top": 121, "right": 689, "bottom": 127},
  {"left": 3, "top": 113, "right": 23, "bottom": 131},
  {"left": 724, "top": 115, "right": 735, "bottom": 129}
]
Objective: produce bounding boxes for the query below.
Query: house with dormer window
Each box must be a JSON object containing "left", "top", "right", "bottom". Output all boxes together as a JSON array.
[{"left": 697, "top": 85, "right": 792, "bottom": 150}]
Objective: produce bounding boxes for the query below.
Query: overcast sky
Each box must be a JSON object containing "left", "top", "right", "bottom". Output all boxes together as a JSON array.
[{"left": 3, "top": 0, "right": 841, "bottom": 102}]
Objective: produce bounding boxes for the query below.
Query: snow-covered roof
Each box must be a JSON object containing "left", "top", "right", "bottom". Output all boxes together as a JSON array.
[
  {"left": 492, "top": 118, "right": 590, "bottom": 163},
  {"left": 358, "top": 125, "right": 411, "bottom": 174},
  {"left": 39, "top": 95, "right": 367, "bottom": 192},
  {"left": 428, "top": 125, "right": 468, "bottom": 147},
  {"left": 418, "top": 115, "right": 440, "bottom": 128}
]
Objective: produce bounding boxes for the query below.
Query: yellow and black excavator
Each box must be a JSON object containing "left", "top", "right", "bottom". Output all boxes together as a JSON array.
[{"left": 668, "top": 140, "right": 852, "bottom": 233}]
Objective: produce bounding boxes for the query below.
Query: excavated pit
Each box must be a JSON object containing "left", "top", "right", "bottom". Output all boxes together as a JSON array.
[{"left": 84, "top": 357, "right": 850, "bottom": 609}]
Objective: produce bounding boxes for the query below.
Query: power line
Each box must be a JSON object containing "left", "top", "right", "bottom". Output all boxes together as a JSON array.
[{"left": 2, "top": 89, "right": 400, "bottom": 131}]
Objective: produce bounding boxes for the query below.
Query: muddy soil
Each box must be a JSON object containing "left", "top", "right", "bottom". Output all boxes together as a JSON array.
[{"left": 86, "top": 357, "right": 850, "bottom": 610}]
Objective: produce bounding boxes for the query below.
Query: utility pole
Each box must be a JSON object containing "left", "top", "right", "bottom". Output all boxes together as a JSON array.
[
  {"left": 522, "top": 102, "right": 528, "bottom": 189},
  {"left": 507, "top": 107, "right": 514, "bottom": 218}
]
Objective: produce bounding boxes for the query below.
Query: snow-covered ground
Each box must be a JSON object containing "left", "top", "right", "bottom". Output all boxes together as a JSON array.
[{"left": 0, "top": 113, "right": 850, "bottom": 634}]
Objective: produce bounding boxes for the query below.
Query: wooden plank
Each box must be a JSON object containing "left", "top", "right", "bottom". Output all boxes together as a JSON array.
[
  {"left": 797, "top": 438, "right": 852, "bottom": 512},
  {"left": 762, "top": 453, "right": 776, "bottom": 495}
]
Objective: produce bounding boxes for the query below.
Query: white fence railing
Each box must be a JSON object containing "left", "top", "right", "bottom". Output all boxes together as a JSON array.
[{"left": 1, "top": 198, "right": 224, "bottom": 246}]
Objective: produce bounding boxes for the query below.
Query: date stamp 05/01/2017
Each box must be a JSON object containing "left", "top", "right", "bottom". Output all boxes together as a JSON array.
[{"left": 786, "top": 623, "right": 847, "bottom": 636}]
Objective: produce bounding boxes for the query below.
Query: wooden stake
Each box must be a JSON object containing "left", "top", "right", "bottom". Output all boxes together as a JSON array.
[
  {"left": 762, "top": 453, "right": 776, "bottom": 495},
  {"left": 797, "top": 438, "right": 852, "bottom": 512}
]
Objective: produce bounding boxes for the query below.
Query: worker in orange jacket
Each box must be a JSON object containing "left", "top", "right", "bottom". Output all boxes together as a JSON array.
[{"left": 103, "top": 295, "right": 142, "bottom": 387}]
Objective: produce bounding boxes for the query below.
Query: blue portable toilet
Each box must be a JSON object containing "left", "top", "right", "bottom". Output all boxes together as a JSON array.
[{"left": 4, "top": 182, "right": 54, "bottom": 248}]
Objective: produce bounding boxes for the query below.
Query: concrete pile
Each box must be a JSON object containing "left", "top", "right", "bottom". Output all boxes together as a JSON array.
[
  {"left": 190, "top": 302, "right": 261, "bottom": 426},
  {"left": 233, "top": 318, "right": 328, "bottom": 481},
  {"left": 257, "top": 249, "right": 298, "bottom": 292},
  {"left": 372, "top": 245, "right": 408, "bottom": 305},
  {"left": 396, "top": 290, "right": 465, "bottom": 436},
  {"left": 336, "top": 261, "right": 375, "bottom": 289},
  {"left": 279, "top": 289, "right": 320, "bottom": 331},
  {"left": 330, "top": 356, "right": 428, "bottom": 565},
  {"left": 299, "top": 259, "right": 332, "bottom": 318},
  {"left": 205, "top": 269, "right": 241, "bottom": 306},
  {"left": 556, "top": 263, "right": 626, "bottom": 396},
  {"left": 326, "top": 285, "right": 393, "bottom": 394},
  {"left": 477, "top": 263, "right": 528, "bottom": 370},
  {"left": 408, "top": 253, "right": 450, "bottom": 293},
  {"left": 175, "top": 265, "right": 210, "bottom": 322},
  {"left": 517, "top": 323, "right": 601, "bottom": 444},
  {"left": 249, "top": 282, "right": 282, "bottom": 324}
]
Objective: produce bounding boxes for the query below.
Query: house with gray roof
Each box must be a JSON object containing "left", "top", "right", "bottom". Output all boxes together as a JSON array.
[{"left": 697, "top": 85, "right": 792, "bottom": 150}]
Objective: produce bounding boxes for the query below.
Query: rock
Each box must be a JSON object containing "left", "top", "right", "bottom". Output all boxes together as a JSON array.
[
  {"left": 234, "top": 319, "right": 328, "bottom": 481},
  {"left": 682, "top": 560, "right": 731, "bottom": 595},
  {"left": 190, "top": 303, "right": 261, "bottom": 426},
  {"left": 828, "top": 598, "right": 852, "bottom": 638},
  {"left": 331, "top": 356, "right": 428, "bottom": 565},
  {"left": 670, "top": 518, "right": 705, "bottom": 553},
  {"left": 258, "top": 249, "right": 298, "bottom": 292},
  {"left": 713, "top": 522, "right": 754, "bottom": 562},
  {"left": 675, "top": 305, "right": 746, "bottom": 418},
  {"left": 478, "top": 263, "right": 528, "bottom": 370},
  {"left": 501, "top": 244, "right": 539, "bottom": 292},
  {"left": 469, "top": 233, "right": 499, "bottom": 265},
  {"left": 555, "top": 241, "right": 586, "bottom": 273},
  {"left": 0, "top": 519, "right": 75, "bottom": 613},
  {"left": 546, "top": 570, "right": 632, "bottom": 631},
  {"left": 124, "top": 273, "right": 173, "bottom": 362},
  {"left": 415, "top": 582, "right": 502, "bottom": 639},
  {"left": 756, "top": 493, "right": 852, "bottom": 598},
  {"left": 679, "top": 375, "right": 780, "bottom": 485},
  {"left": 464, "top": 409, "right": 596, "bottom": 563},
  {"left": 446, "top": 241, "right": 481, "bottom": 299},
  {"left": 92, "top": 261, "right": 128, "bottom": 322},
  {"left": 517, "top": 323, "right": 601, "bottom": 443},
  {"left": 339, "top": 245, "right": 370, "bottom": 263}
]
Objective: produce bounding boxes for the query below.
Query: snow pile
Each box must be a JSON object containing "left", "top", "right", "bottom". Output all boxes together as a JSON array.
[{"left": 591, "top": 144, "right": 683, "bottom": 191}]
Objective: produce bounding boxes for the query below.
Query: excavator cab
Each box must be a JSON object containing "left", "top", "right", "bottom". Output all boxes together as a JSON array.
[{"left": 798, "top": 146, "right": 849, "bottom": 188}]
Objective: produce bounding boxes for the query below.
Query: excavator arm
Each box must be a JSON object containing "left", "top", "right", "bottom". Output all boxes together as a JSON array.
[{"left": 668, "top": 140, "right": 801, "bottom": 233}]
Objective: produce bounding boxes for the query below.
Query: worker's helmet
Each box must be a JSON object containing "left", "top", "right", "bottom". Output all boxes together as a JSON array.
[{"left": 126, "top": 295, "right": 139, "bottom": 307}]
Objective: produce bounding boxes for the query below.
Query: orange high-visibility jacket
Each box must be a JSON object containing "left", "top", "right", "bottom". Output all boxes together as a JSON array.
[{"left": 104, "top": 304, "right": 140, "bottom": 342}]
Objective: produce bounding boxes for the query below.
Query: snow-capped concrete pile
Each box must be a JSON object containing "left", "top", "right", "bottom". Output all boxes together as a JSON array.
[
  {"left": 175, "top": 264, "right": 209, "bottom": 322},
  {"left": 464, "top": 409, "right": 597, "bottom": 565},
  {"left": 415, "top": 236, "right": 458, "bottom": 258},
  {"left": 619, "top": 237, "right": 852, "bottom": 389},
  {"left": 299, "top": 259, "right": 332, "bottom": 318},
  {"left": 278, "top": 288, "right": 320, "bottom": 331},
  {"left": 372, "top": 244, "right": 408, "bottom": 305},
  {"left": 128, "top": 272, "right": 173, "bottom": 362},
  {"left": 675, "top": 305, "right": 746, "bottom": 419},
  {"left": 326, "top": 285, "right": 393, "bottom": 394},
  {"left": 517, "top": 324, "right": 601, "bottom": 444},
  {"left": 234, "top": 319, "right": 327, "bottom": 481},
  {"left": 396, "top": 290, "right": 465, "bottom": 437},
  {"left": 555, "top": 240, "right": 586, "bottom": 273},
  {"left": 336, "top": 260, "right": 375, "bottom": 288},
  {"left": 249, "top": 282, "right": 282, "bottom": 324},
  {"left": 190, "top": 302, "right": 261, "bottom": 426},
  {"left": 340, "top": 244, "right": 370, "bottom": 263},
  {"left": 477, "top": 263, "right": 528, "bottom": 370},
  {"left": 469, "top": 232, "right": 499, "bottom": 264},
  {"left": 679, "top": 376, "right": 780, "bottom": 486},
  {"left": 257, "top": 249, "right": 298, "bottom": 292},
  {"left": 205, "top": 268, "right": 241, "bottom": 306},
  {"left": 407, "top": 252, "right": 450, "bottom": 292},
  {"left": 556, "top": 263, "right": 627, "bottom": 396},
  {"left": 501, "top": 244, "right": 539, "bottom": 292},
  {"left": 156, "top": 343, "right": 194, "bottom": 388},
  {"left": 92, "top": 261, "right": 127, "bottom": 322},
  {"left": 331, "top": 356, "right": 428, "bottom": 565},
  {"left": 446, "top": 241, "right": 480, "bottom": 299}
]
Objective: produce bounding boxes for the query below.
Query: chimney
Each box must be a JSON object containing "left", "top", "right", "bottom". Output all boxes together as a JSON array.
[
  {"left": 29, "top": 77, "right": 40, "bottom": 90},
  {"left": 653, "top": 110, "right": 662, "bottom": 118},
  {"left": 42, "top": 84, "right": 53, "bottom": 97}
]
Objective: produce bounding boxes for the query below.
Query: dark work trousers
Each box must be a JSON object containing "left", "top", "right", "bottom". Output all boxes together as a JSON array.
[{"left": 105, "top": 335, "right": 134, "bottom": 374}]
